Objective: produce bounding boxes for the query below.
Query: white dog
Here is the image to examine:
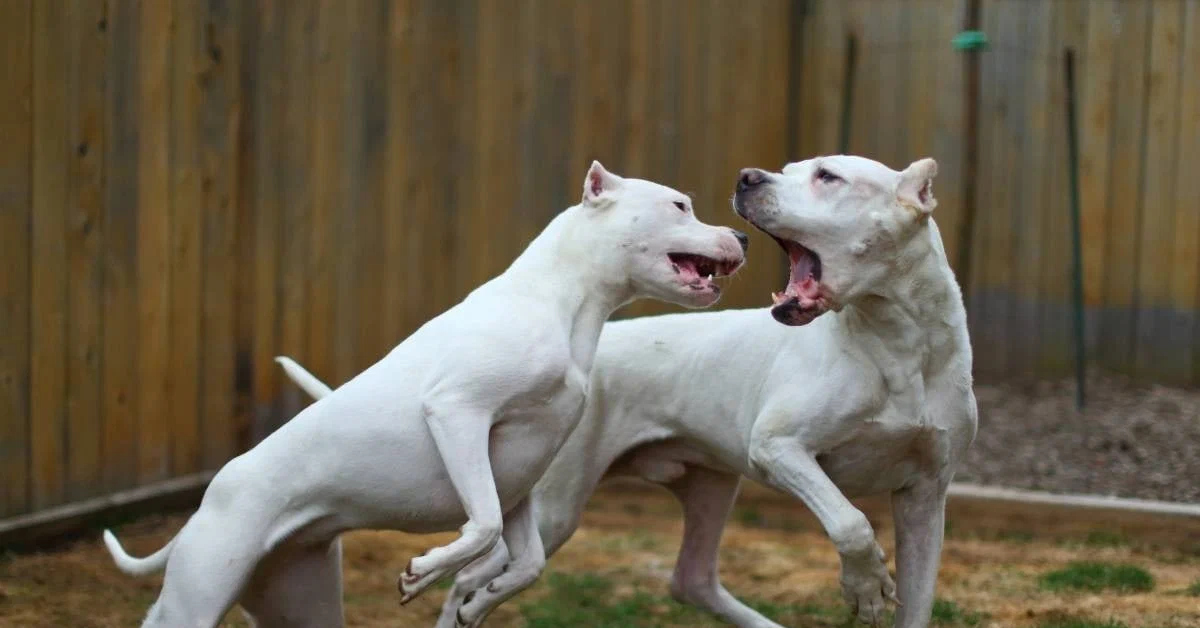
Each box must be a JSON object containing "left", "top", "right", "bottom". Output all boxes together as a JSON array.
[
  {"left": 285, "top": 155, "right": 976, "bottom": 628},
  {"left": 102, "top": 161, "right": 746, "bottom": 628}
]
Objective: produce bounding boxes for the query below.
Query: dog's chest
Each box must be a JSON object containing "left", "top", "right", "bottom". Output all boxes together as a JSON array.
[
  {"left": 817, "top": 383, "right": 962, "bottom": 497},
  {"left": 489, "top": 364, "right": 589, "bottom": 501},
  {"left": 818, "top": 420, "right": 947, "bottom": 497}
]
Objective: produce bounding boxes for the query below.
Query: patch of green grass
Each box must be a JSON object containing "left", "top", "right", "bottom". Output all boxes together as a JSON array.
[
  {"left": 1186, "top": 578, "right": 1200, "bottom": 596},
  {"left": 930, "top": 598, "right": 986, "bottom": 626},
  {"left": 1038, "top": 562, "right": 1154, "bottom": 594},
  {"left": 520, "top": 572, "right": 717, "bottom": 628}
]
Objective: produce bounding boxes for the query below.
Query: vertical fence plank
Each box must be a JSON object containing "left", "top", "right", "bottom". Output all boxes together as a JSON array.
[
  {"left": 306, "top": 0, "right": 343, "bottom": 385},
  {"left": 0, "top": 0, "right": 33, "bottom": 517},
  {"left": 232, "top": 0, "right": 259, "bottom": 449},
  {"left": 30, "top": 0, "right": 71, "bottom": 510},
  {"left": 1134, "top": 0, "right": 1185, "bottom": 382},
  {"left": 135, "top": 0, "right": 172, "bottom": 483},
  {"left": 874, "top": 0, "right": 908, "bottom": 167},
  {"left": 1174, "top": 3, "right": 1200, "bottom": 383},
  {"left": 524, "top": 0, "right": 572, "bottom": 248},
  {"left": 968, "top": 2, "right": 1013, "bottom": 378},
  {"left": 170, "top": 0, "right": 203, "bottom": 476},
  {"left": 1098, "top": 0, "right": 1151, "bottom": 375},
  {"left": 1006, "top": 1, "right": 1049, "bottom": 377},
  {"left": 199, "top": 0, "right": 242, "bottom": 467},
  {"left": 929, "top": 0, "right": 968, "bottom": 269},
  {"left": 65, "top": 0, "right": 109, "bottom": 501},
  {"left": 796, "top": 0, "right": 846, "bottom": 158},
  {"left": 102, "top": 0, "right": 139, "bottom": 492},
  {"left": 1037, "top": 0, "right": 1089, "bottom": 375},
  {"left": 333, "top": 0, "right": 362, "bottom": 382},
  {"left": 352, "top": 0, "right": 389, "bottom": 368},
  {"left": 251, "top": 0, "right": 283, "bottom": 440},
  {"left": 278, "top": 0, "right": 314, "bottom": 421},
  {"left": 382, "top": 0, "right": 416, "bottom": 345},
  {"left": 470, "top": 0, "right": 521, "bottom": 297},
  {"left": 1078, "top": 0, "right": 1118, "bottom": 358}
]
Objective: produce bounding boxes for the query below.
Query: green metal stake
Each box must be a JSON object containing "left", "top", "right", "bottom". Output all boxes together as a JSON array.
[
  {"left": 1063, "top": 48, "right": 1086, "bottom": 410},
  {"left": 952, "top": 30, "right": 989, "bottom": 51}
]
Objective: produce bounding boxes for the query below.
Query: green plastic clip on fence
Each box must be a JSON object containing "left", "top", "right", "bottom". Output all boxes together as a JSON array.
[{"left": 952, "top": 30, "right": 988, "bottom": 51}]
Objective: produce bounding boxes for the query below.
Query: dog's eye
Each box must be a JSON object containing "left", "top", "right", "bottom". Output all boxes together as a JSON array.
[
  {"left": 815, "top": 168, "right": 844, "bottom": 184},
  {"left": 673, "top": 201, "right": 688, "bottom": 212}
]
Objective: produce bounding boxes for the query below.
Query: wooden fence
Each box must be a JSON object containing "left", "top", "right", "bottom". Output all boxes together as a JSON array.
[{"left": 1, "top": 0, "right": 1198, "bottom": 523}]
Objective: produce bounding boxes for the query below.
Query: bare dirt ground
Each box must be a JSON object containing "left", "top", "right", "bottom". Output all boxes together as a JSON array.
[
  {"left": 2, "top": 481, "right": 1197, "bottom": 628},
  {"left": 962, "top": 372, "right": 1200, "bottom": 504}
]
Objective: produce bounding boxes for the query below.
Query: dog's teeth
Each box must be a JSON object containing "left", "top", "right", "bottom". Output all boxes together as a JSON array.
[{"left": 706, "top": 274, "right": 713, "bottom": 281}]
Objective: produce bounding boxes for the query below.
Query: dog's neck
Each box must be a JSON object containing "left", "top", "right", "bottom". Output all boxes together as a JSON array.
[
  {"left": 838, "top": 220, "right": 971, "bottom": 383},
  {"left": 502, "top": 205, "right": 635, "bottom": 372}
]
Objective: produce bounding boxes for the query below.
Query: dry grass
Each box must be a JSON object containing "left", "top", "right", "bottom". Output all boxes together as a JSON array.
[{"left": 1, "top": 482, "right": 1197, "bottom": 628}]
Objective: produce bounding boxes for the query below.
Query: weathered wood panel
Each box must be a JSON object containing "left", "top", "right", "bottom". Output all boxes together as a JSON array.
[
  {"left": 6, "top": 0, "right": 1200, "bottom": 525},
  {"left": 0, "top": 0, "right": 33, "bottom": 518}
]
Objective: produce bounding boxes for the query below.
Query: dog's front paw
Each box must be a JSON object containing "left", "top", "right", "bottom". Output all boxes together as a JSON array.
[
  {"left": 398, "top": 551, "right": 443, "bottom": 604},
  {"left": 838, "top": 542, "right": 897, "bottom": 626}
]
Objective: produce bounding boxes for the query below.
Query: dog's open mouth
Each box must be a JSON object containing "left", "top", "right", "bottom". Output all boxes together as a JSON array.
[
  {"left": 769, "top": 237, "right": 829, "bottom": 325},
  {"left": 668, "top": 252, "right": 740, "bottom": 292}
]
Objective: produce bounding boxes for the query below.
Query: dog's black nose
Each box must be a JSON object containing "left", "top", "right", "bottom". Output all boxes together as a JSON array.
[
  {"left": 731, "top": 229, "right": 749, "bottom": 252},
  {"left": 737, "top": 168, "right": 767, "bottom": 192}
]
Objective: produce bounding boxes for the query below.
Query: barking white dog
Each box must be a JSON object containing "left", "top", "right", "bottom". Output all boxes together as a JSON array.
[
  {"left": 102, "top": 161, "right": 746, "bottom": 628},
  {"left": 283, "top": 155, "right": 976, "bottom": 628}
]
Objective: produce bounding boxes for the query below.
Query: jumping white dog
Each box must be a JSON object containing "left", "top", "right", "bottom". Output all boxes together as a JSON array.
[
  {"left": 285, "top": 154, "right": 976, "bottom": 628},
  {"left": 102, "top": 161, "right": 746, "bottom": 628}
]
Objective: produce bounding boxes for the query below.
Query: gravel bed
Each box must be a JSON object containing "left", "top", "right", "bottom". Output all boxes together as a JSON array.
[{"left": 958, "top": 373, "right": 1200, "bottom": 504}]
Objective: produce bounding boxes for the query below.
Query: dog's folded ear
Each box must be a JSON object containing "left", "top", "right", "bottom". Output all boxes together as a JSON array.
[
  {"left": 896, "top": 157, "right": 938, "bottom": 217},
  {"left": 583, "top": 160, "right": 622, "bottom": 207}
]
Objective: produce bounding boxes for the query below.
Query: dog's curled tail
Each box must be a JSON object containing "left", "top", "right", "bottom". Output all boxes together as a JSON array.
[
  {"left": 275, "top": 356, "right": 333, "bottom": 400},
  {"left": 102, "top": 529, "right": 175, "bottom": 576}
]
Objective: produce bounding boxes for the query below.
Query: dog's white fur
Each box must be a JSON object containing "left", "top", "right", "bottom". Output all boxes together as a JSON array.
[
  {"left": 285, "top": 154, "right": 976, "bottom": 628},
  {"left": 102, "top": 161, "right": 746, "bottom": 628}
]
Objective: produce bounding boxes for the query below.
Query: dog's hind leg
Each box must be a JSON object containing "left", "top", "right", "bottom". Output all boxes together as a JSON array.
[
  {"left": 241, "top": 539, "right": 345, "bottom": 628},
  {"left": 450, "top": 497, "right": 546, "bottom": 628},
  {"left": 435, "top": 541, "right": 509, "bottom": 628},
  {"left": 666, "top": 467, "right": 786, "bottom": 628},
  {"left": 139, "top": 509, "right": 264, "bottom": 628},
  {"left": 890, "top": 478, "right": 947, "bottom": 628},
  {"left": 399, "top": 403, "right": 504, "bottom": 603}
]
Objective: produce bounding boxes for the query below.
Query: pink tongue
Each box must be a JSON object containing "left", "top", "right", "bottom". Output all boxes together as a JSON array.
[{"left": 786, "top": 251, "right": 822, "bottom": 301}]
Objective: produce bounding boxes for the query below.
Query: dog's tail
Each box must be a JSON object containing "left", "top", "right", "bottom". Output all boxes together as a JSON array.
[
  {"left": 275, "top": 356, "right": 334, "bottom": 400},
  {"left": 102, "top": 529, "right": 176, "bottom": 576}
]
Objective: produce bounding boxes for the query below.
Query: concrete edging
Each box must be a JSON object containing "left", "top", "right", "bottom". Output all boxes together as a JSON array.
[{"left": 946, "top": 482, "right": 1200, "bottom": 518}]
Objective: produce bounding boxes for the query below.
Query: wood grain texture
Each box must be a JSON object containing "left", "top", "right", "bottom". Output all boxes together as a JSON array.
[
  {"left": 30, "top": 0, "right": 71, "bottom": 509},
  {"left": 250, "top": 0, "right": 284, "bottom": 443},
  {"left": 0, "top": 0, "right": 33, "bottom": 517},
  {"left": 198, "top": 0, "right": 242, "bottom": 467},
  {"left": 135, "top": 0, "right": 172, "bottom": 483},
  {"left": 306, "top": 0, "right": 343, "bottom": 385},
  {"left": 10, "top": 0, "right": 1200, "bottom": 521},
  {"left": 1174, "top": 3, "right": 1200, "bottom": 382},
  {"left": 1133, "top": 0, "right": 1185, "bottom": 381},
  {"left": 101, "top": 0, "right": 139, "bottom": 493},
  {"left": 65, "top": 0, "right": 109, "bottom": 500},
  {"left": 169, "top": 0, "right": 203, "bottom": 476},
  {"left": 1097, "top": 0, "right": 1150, "bottom": 373}
]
